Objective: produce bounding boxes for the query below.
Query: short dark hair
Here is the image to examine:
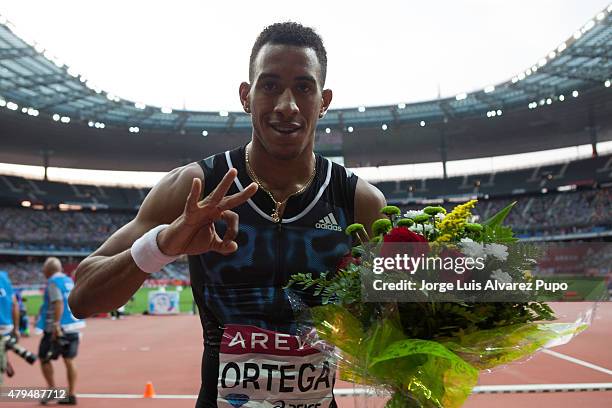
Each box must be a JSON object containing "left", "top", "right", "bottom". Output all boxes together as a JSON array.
[{"left": 249, "top": 22, "right": 327, "bottom": 87}]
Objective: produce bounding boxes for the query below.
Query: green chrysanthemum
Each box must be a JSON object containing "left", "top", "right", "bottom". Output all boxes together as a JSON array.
[
  {"left": 397, "top": 219, "right": 414, "bottom": 227},
  {"left": 380, "top": 205, "right": 401, "bottom": 217},
  {"left": 413, "top": 214, "right": 430, "bottom": 224},
  {"left": 371, "top": 219, "right": 392, "bottom": 236},
  {"left": 465, "top": 223, "right": 483, "bottom": 232},
  {"left": 423, "top": 206, "right": 447, "bottom": 216},
  {"left": 345, "top": 223, "right": 365, "bottom": 236}
]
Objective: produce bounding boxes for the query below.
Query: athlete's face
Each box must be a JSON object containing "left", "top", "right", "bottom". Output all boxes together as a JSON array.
[{"left": 240, "top": 44, "right": 332, "bottom": 160}]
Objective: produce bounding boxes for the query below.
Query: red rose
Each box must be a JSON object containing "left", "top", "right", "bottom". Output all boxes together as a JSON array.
[
  {"left": 383, "top": 227, "right": 427, "bottom": 243},
  {"left": 336, "top": 253, "right": 361, "bottom": 271},
  {"left": 380, "top": 227, "right": 428, "bottom": 260}
]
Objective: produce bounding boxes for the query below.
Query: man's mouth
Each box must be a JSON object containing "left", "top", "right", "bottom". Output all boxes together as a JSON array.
[{"left": 269, "top": 122, "right": 303, "bottom": 134}]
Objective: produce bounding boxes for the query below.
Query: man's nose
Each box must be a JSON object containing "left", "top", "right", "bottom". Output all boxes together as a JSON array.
[{"left": 274, "top": 88, "right": 299, "bottom": 117}]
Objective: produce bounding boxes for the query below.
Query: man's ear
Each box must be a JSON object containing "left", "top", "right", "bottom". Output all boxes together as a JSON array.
[
  {"left": 239, "top": 82, "right": 251, "bottom": 113},
  {"left": 320, "top": 88, "right": 333, "bottom": 118}
]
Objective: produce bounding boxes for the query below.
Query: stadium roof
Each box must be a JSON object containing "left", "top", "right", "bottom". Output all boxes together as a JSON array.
[{"left": 1, "top": 7, "right": 611, "bottom": 134}]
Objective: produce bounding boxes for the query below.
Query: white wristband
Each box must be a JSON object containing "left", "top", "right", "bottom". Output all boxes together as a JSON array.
[{"left": 130, "top": 224, "right": 179, "bottom": 274}]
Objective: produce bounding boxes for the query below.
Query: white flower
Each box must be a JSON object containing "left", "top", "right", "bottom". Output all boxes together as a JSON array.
[
  {"left": 410, "top": 223, "right": 433, "bottom": 234},
  {"left": 491, "top": 269, "right": 512, "bottom": 284},
  {"left": 404, "top": 210, "right": 424, "bottom": 219},
  {"left": 435, "top": 213, "right": 446, "bottom": 221},
  {"left": 460, "top": 237, "right": 474, "bottom": 243},
  {"left": 485, "top": 243, "right": 508, "bottom": 261},
  {"left": 459, "top": 240, "right": 486, "bottom": 258}
]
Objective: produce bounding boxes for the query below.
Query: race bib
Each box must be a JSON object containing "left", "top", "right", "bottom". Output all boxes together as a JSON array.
[{"left": 217, "top": 324, "right": 335, "bottom": 408}]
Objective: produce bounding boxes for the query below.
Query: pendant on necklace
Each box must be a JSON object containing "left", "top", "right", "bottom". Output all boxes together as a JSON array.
[{"left": 271, "top": 202, "right": 282, "bottom": 223}]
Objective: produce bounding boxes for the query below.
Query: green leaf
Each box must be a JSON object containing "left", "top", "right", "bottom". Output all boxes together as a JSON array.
[{"left": 483, "top": 201, "right": 516, "bottom": 228}]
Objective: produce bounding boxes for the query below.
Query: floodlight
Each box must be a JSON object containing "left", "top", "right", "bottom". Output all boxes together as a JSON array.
[
  {"left": 484, "top": 85, "right": 495, "bottom": 93},
  {"left": 202, "top": 130, "right": 208, "bottom": 136},
  {"left": 420, "top": 121, "right": 426, "bottom": 127},
  {"left": 572, "top": 90, "right": 579, "bottom": 97},
  {"left": 161, "top": 107, "right": 172, "bottom": 114},
  {"left": 397, "top": 103, "right": 406, "bottom": 109},
  {"left": 60, "top": 116, "right": 70, "bottom": 123},
  {"left": 325, "top": 128, "right": 331, "bottom": 134},
  {"left": 358, "top": 106, "right": 366, "bottom": 112},
  {"left": 347, "top": 126, "right": 354, "bottom": 133},
  {"left": 582, "top": 20, "right": 595, "bottom": 33},
  {"left": 7, "top": 102, "right": 18, "bottom": 111},
  {"left": 559, "top": 95, "right": 565, "bottom": 101},
  {"left": 605, "top": 80, "right": 611, "bottom": 88},
  {"left": 219, "top": 111, "right": 229, "bottom": 117},
  {"left": 382, "top": 124, "right": 388, "bottom": 131}
]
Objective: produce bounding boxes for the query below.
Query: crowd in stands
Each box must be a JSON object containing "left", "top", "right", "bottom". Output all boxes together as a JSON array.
[
  {"left": 0, "top": 188, "right": 610, "bottom": 253},
  {"left": 0, "top": 209, "right": 133, "bottom": 252},
  {"left": 0, "top": 258, "right": 189, "bottom": 287},
  {"left": 473, "top": 188, "right": 611, "bottom": 236},
  {"left": 1, "top": 187, "right": 610, "bottom": 286}
]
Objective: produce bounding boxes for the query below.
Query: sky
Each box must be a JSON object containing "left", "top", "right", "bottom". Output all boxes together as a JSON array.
[{"left": 0, "top": 0, "right": 609, "bottom": 112}]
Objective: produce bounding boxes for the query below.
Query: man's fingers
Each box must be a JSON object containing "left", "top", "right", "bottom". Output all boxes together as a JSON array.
[
  {"left": 219, "top": 182, "right": 258, "bottom": 210},
  {"left": 210, "top": 235, "right": 238, "bottom": 255},
  {"left": 220, "top": 210, "right": 239, "bottom": 244},
  {"left": 186, "top": 178, "right": 202, "bottom": 210},
  {"left": 207, "top": 168, "right": 238, "bottom": 205}
]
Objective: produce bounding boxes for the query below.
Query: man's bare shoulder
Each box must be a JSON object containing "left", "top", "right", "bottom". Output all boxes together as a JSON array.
[
  {"left": 355, "top": 177, "right": 386, "bottom": 209},
  {"left": 137, "top": 162, "right": 204, "bottom": 225},
  {"left": 354, "top": 177, "right": 386, "bottom": 235}
]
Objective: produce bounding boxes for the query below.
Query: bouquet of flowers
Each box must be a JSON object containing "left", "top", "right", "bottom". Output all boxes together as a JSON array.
[{"left": 288, "top": 200, "right": 590, "bottom": 407}]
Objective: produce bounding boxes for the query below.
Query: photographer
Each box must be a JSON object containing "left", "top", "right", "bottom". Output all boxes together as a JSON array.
[
  {"left": 0, "top": 269, "right": 20, "bottom": 385},
  {"left": 36, "top": 258, "right": 85, "bottom": 405}
]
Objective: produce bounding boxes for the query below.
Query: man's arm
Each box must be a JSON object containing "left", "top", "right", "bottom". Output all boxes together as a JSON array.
[
  {"left": 68, "top": 163, "right": 257, "bottom": 318},
  {"left": 354, "top": 177, "right": 387, "bottom": 237}
]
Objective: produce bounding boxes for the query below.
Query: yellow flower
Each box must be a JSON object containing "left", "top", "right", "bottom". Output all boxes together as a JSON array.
[{"left": 435, "top": 200, "right": 477, "bottom": 242}]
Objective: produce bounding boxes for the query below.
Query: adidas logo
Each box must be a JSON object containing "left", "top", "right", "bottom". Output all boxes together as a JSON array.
[{"left": 315, "top": 212, "right": 342, "bottom": 231}]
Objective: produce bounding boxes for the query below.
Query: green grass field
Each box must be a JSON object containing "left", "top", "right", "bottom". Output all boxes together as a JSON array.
[{"left": 23, "top": 286, "right": 195, "bottom": 318}]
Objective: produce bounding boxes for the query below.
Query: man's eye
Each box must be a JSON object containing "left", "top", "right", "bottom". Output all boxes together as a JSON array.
[
  {"left": 297, "top": 83, "right": 312, "bottom": 93},
  {"left": 262, "top": 82, "right": 277, "bottom": 91}
]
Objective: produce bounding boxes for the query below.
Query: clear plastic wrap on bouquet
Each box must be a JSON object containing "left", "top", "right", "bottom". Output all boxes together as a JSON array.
[{"left": 287, "top": 290, "right": 594, "bottom": 408}]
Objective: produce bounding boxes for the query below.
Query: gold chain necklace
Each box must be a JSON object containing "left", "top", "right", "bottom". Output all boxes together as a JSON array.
[{"left": 245, "top": 146, "right": 316, "bottom": 223}]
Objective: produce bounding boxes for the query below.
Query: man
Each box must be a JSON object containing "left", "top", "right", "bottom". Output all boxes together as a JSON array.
[
  {"left": 0, "top": 269, "right": 20, "bottom": 385},
  {"left": 37, "top": 257, "right": 85, "bottom": 405},
  {"left": 69, "top": 22, "right": 385, "bottom": 407}
]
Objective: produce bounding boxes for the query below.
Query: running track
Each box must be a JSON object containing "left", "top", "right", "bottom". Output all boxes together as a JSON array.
[{"left": 5, "top": 302, "right": 611, "bottom": 407}]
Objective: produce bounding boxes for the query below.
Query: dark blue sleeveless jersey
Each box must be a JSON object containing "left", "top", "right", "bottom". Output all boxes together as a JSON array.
[{"left": 189, "top": 146, "right": 358, "bottom": 407}]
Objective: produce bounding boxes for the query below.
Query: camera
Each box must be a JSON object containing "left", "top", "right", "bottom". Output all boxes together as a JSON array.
[
  {"left": 43, "top": 336, "right": 71, "bottom": 362},
  {"left": 3, "top": 336, "right": 37, "bottom": 365}
]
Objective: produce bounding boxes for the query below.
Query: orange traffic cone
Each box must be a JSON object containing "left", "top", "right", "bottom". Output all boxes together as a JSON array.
[{"left": 143, "top": 381, "right": 156, "bottom": 398}]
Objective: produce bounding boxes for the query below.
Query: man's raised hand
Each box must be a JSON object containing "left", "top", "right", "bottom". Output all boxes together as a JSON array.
[{"left": 157, "top": 168, "right": 257, "bottom": 256}]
